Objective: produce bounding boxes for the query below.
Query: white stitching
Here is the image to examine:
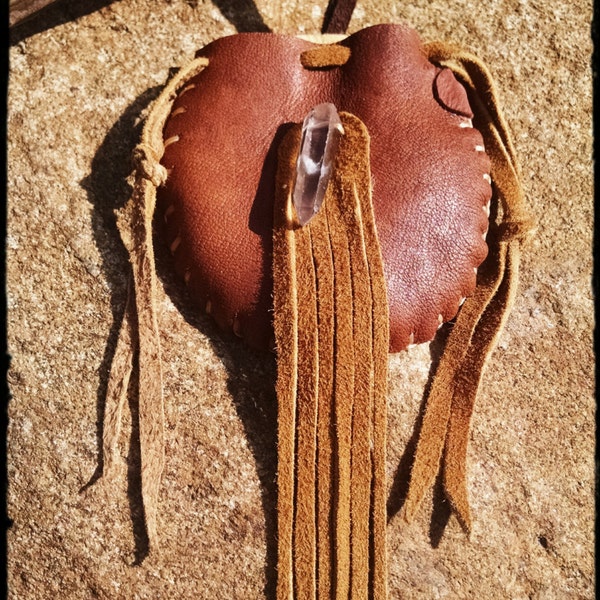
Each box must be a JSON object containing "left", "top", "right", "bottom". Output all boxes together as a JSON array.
[
  {"left": 164, "top": 135, "right": 180, "bottom": 148},
  {"left": 178, "top": 83, "right": 196, "bottom": 97},
  {"left": 164, "top": 204, "right": 175, "bottom": 223},
  {"left": 170, "top": 236, "right": 181, "bottom": 253}
]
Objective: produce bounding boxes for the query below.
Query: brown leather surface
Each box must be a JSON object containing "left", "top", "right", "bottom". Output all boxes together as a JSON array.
[{"left": 159, "top": 23, "right": 491, "bottom": 352}]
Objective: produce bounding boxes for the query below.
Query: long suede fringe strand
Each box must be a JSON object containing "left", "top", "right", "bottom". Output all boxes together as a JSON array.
[
  {"left": 401, "top": 42, "right": 535, "bottom": 532},
  {"left": 273, "top": 113, "right": 390, "bottom": 600}
]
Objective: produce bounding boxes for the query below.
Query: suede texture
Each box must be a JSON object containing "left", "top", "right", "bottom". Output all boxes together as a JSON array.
[{"left": 273, "top": 113, "right": 389, "bottom": 598}]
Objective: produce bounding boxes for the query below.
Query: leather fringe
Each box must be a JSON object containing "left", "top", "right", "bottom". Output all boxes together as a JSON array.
[
  {"left": 273, "top": 113, "right": 389, "bottom": 599},
  {"left": 98, "top": 36, "right": 532, "bottom": 575},
  {"left": 402, "top": 42, "right": 535, "bottom": 532},
  {"left": 99, "top": 57, "right": 210, "bottom": 554}
]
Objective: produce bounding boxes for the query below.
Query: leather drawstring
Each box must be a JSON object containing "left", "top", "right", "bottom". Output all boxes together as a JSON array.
[
  {"left": 322, "top": 0, "right": 357, "bottom": 34},
  {"left": 99, "top": 57, "right": 210, "bottom": 556}
]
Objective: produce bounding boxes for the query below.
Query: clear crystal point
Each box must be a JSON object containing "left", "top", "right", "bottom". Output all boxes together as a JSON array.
[{"left": 292, "top": 103, "right": 344, "bottom": 226}]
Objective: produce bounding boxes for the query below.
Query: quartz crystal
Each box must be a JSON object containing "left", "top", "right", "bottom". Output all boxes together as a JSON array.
[{"left": 292, "top": 103, "right": 344, "bottom": 226}]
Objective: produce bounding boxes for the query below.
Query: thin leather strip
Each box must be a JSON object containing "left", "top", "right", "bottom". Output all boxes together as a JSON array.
[
  {"left": 402, "top": 43, "right": 534, "bottom": 531},
  {"left": 101, "top": 57, "right": 210, "bottom": 553},
  {"left": 322, "top": 168, "right": 361, "bottom": 598},
  {"left": 321, "top": 0, "right": 357, "bottom": 34},
  {"left": 327, "top": 182, "right": 354, "bottom": 600},
  {"left": 293, "top": 223, "right": 319, "bottom": 597},
  {"left": 364, "top": 179, "right": 390, "bottom": 600},
  {"left": 273, "top": 113, "right": 389, "bottom": 599},
  {"left": 273, "top": 129, "right": 300, "bottom": 599},
  {"left": 117, "top": 165, "right": 165, "bottom": 551},
  {"left": 101, "top": 277, "right": 135, "bottom": 481},
  {"left": 311, "top": 217, "right": 335, "bottom": 599},
  {"left": 348, "top": 207, "right": 373, "bottom": 598}
]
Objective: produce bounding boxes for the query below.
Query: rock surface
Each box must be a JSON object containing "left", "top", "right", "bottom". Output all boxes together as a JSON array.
[{"left": 7, "top": 0, "right": 594, "bottom": 598}]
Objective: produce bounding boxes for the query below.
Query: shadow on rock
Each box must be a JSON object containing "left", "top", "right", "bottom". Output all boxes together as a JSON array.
[
  {"left": 10, "top": 0, "right": 116, "bottom": 45},
  {"left": 79, "top": 84, "right": 163, "bottom": 562},
  {"left": 155, "top": 246, "right": 279, "bottom": 598},
  {"left": 212, "top": 0, "right": 271, "bottom": 33}
]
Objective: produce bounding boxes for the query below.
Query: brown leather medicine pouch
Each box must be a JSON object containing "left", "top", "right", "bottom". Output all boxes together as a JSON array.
[{"left": 101, "top": 22, "right": 534, "bottom": 599}]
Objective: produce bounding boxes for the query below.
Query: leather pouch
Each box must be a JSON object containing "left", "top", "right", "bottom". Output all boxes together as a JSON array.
[{"left": 101, "top": 20, "right": 534, "bottom": 599}]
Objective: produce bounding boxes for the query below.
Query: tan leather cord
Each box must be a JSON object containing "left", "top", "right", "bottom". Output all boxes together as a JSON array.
[
  {"left": 273, "top": 113, "right": 389, "bottom": 599},
  {"left": 402, "top": 42, "right": 535, "bottom": 532},
  {"left": 117, "top": 178, "right": 166, "bottom": 551},
  {"left": 327, "top": 183, "right": 354, "bottom": 600},
  {"left": 311, "top": 217, "right": 335, "bottom": 599},
  {"left": 102, "top": 277, "right": 135, "bottom": 481},
  {"left": 100, "top": 57, "right": 210, "bottom": 553},
  {"left": 368, "top": 187, "right": 390, "bottom": 600},
  {"left": 294, "top": 222, "right": 319, "bottom": 596}
]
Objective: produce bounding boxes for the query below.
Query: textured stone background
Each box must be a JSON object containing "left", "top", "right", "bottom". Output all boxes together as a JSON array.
[{"left": 7, "top": 0, "right": 594, "bottom": 598}]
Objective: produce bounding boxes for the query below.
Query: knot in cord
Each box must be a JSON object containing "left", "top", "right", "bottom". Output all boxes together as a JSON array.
[{"left": 133, "top": 143, "right": 168, "bottom": 187}]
